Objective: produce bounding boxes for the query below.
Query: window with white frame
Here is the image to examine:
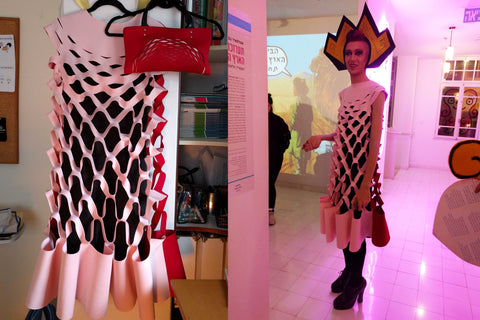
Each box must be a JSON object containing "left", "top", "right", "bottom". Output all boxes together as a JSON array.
[{"left": 437, "top": 58, "right": 480, "bottom": 139}]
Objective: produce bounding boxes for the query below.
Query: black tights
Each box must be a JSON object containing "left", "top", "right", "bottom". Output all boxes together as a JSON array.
[{"left": 342, "top": 240, "right": 366, "bottom": 286}]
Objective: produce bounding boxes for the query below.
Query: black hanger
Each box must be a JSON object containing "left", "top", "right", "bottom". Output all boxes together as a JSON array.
[
  {"left": 141, "top": 0, "right": 187, "bottom": 26},
  {"left": 87, "top": 0, "right": 132, "bottom": 15},
  {"left": 142, "top": 0, "right": 224, "bottom": 40},
  {"left": 104, "top": 7, "right": 146, "bottom": 37},
  {"left": 104, "top": 0, "right": 224, "bottom": 40}
]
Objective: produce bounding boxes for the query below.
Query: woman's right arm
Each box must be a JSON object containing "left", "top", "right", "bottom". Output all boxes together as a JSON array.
[{"left": 302, "top": 133, "right": 336, "bottom": 152}]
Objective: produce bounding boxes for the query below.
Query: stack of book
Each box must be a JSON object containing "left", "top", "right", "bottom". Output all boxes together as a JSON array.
[
  {"left": 188, "top": 0, "right": 228, "bottom": 45},
  {"left": 180, "top": 93, "right": 228, "bottom": 139}
]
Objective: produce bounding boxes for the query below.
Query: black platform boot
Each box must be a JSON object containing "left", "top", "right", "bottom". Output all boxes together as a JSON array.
[
  {"left": 331, "top": 269, "right": 351, "bottom": 293},
  {"left": 333, "top": 277, "right": 367, "bottom": 310}
]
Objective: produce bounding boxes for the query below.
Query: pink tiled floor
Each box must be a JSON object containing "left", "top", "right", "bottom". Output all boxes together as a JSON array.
[{"left": 269, "top": 168, "right": 480, "bottom": 320}]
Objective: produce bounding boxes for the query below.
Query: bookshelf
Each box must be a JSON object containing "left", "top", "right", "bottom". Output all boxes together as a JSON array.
[
  {"left": 176, "top": 44, "right": 228, "bottom": 230},
  {"left": 175, "top": 2, "right": 229, "bottom": 282},
  {"left": 178, "top": 44, "right": 228, "bottom": 145},
  {"left": 178, "top": 46, "right": 228, "bottom": 147},
  {"left": 188, "top": 0, "right": 228, "bottom": 45}
]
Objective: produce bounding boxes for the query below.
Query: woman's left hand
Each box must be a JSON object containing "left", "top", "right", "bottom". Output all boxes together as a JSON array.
[{"left": 352, "top": 186, "right": 371, "bottom": 211}]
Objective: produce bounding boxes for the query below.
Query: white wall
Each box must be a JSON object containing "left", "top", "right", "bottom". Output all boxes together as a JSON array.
[
  {"left": 0, "top": 1, "right": 58, "bottom": 319},
  {"left": 390, "top": 56, "right": 458, "bottom": 171},
  {"left": 409, "top": 58, "right": 457, "bottom": 169},
  {"left": 390, "top": 56, "right": 417, "bottom": 170},
  {"left": 228, "top": 1, "right": 270, "bottom": 319}
]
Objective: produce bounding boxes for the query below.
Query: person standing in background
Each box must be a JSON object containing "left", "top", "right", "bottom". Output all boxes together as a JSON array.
[
  {"left": 302, "top": 5, "right": 395, "bottom": 310},
  {"left": 268, "top": 93, "right": 290, "bottom": 225}
]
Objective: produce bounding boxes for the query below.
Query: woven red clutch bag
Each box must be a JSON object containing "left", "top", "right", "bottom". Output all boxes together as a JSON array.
[
  {"left": 370, "top": 168, "right": 390, "bottom": 247},
  {"left": 123, "top": 26, "right": 211, "bottom": 75}
]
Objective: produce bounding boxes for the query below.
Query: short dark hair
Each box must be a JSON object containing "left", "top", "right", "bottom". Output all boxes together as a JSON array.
[
  {"left": 344, "top": 29, "right": 371, "bottom": 65},
  {"left": 268, "top": 93, "right": 273, "bottom": 105}
]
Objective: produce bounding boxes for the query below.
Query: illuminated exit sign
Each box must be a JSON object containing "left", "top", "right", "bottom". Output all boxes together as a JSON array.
[{"left": 464, "top": 8, "right": 480, "bottom": 23}]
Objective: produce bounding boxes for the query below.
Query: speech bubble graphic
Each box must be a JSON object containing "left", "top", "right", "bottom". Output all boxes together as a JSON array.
[{"left": 267, "top": 46, "right": 292, "bottom": 77}]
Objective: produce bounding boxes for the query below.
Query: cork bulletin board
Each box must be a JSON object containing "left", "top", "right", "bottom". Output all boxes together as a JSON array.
[{"left": 0, "top": 17, "right": 19, "bottom": 163}]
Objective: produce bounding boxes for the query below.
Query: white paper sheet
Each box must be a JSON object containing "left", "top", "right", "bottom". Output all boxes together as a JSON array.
[
  {"left": 0, "top": 34, "right": 15, "bottom": 92},
  {"left": 433, "top": 179, "right": 480, "bottom": 266}
]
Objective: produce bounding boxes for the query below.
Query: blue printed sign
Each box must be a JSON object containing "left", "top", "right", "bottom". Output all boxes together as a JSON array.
[{"left": 464, "top": 8, "right": 480, "bottom": 23}]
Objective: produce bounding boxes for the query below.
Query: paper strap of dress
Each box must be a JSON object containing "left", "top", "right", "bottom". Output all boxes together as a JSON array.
[
  {"left": 149, "top": 74, "right": 186, "bottom": 297},
  {"left": 149, "top": 74, "right": 168, "bottom": 240}
]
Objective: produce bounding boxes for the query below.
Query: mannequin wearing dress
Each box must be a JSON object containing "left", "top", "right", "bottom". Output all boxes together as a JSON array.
[{"left": 26, "top": 10, "right": 172, "bottom": 320}]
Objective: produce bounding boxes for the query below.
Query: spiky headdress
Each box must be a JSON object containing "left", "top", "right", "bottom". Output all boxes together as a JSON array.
[{"left": 324, "top": 3, "right": 395, "bottom": 71}]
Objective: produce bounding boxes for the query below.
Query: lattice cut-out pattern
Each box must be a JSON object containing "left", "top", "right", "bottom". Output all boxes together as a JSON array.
[
  {"left": 46, "top": 33, "right": 166, "bottom": 259},
  {"left": 318, "top": 81, "right": 386, "bottom": 252},
  {"left": 328, "top": 81, "right": 385, "bottom": 213}
]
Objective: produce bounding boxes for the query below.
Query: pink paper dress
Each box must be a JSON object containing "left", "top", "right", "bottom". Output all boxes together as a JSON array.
[
  {"left": 26, "top": 10, "right": 172, "bottom": 320},
  {"left": 319, "top": 80, "right": 386, "bottom": 252}
]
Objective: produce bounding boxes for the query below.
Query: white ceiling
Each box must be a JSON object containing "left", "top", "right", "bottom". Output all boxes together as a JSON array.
[{"left": 267, "top": 0, "right": 480, "bottom": 58}]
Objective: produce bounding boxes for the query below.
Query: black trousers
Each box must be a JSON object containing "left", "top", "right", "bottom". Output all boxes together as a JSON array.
[
  {"left": 343, "top": 240, "right": 366, "bottom": 286},
  {"left": 269, "top": 154, "right": 283, "bottom": 209}
]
